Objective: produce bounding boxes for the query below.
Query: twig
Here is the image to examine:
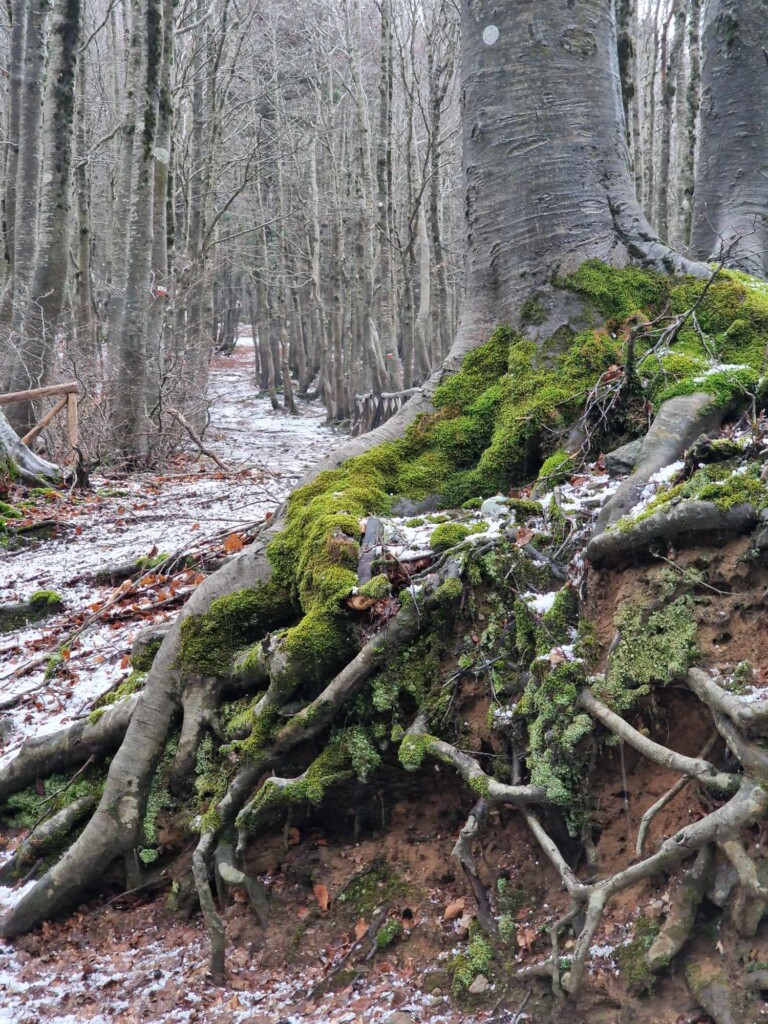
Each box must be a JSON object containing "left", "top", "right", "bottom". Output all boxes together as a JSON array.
[{"left": 166, "top": 406, "right": 237, "bottom": 475}]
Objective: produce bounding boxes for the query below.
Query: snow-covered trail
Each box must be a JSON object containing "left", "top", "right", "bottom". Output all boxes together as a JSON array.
[{"left": 0, "top": 340, "right": 341, "bottom": 767}]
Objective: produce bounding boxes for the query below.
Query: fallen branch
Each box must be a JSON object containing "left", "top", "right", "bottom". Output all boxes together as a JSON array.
[{"left": 166, "top": 406, "right": 236, "bottom": 475}]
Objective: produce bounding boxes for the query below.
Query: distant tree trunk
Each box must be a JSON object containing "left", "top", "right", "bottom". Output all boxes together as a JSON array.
[
  {"left": 680, "top": 0, "right": 702, "bottom": 246},
  {"left": 1, "top": 0, "right": 49, "bottom": 405},
  {"left": 658, "top": 0, "right": 685, "bottom": 242},
  {"left": 691, "top": 0, "right": 768, "bottom": 276},
  {"left": 113, "top": 0, "right": 163, "bottom": 460},
  {"left": 5, "top": 0, "right": 81, "bottom": 435},
  {"left": 3, "top": 0, "right": 26, "bottom": 290}
]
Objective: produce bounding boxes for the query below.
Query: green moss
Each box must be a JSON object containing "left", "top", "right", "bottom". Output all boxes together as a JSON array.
[
  {"left": 31, "top": 589, "right": 63, "bottom": 610},
  {"left": 132, "top": 637, "right": 163, "bottom": 672},
  {"left": 461, "top": 498, "right": 483, "bottom": 510},
  {"left": 536, "top": 451, "right": 575, "bottom": 490},
  {"left": 92, "top": 670, "right": 147, "bottom": 713},
  {"left": 508, "top": 498, "right": 542, "bottom": 522},
  {"left": 616, "top": 915, "right": 661, "bottom": 992},
  {"left": 520, "top": 295, "right": 548, "bottom": 326},
  {"left": 436, "top": 577, "right": 464, "bottom": 605},
  {"left": 430, "top": 522, "right": 471, "bottom": 550},
  {"left": 451, "top": 925, "right": 495, "bottom": 995},
  {"left": 359, "top": 574, "right": 392, "bottom": 600},
  {"left": 536, "top": 585, "right": 579, "bottom": 655},
  {"left": 596, "top": 595, "right": 699, "bottom": 712},
  {"left": 336, "top": 858, "right": 405, "bottom": 915},
  {"left": 376, "top": 918, "right": 403, "bottom": 949},
  {"left": 398, "top": 733, "right": 436, "bottom": 772},
  {"left": 0, "top": 501, "right": 22, "bottom": 521},
  {"left": 178, "top": 581, "right": 293, "bottom": 675},
  {"left": 1, "top": 765, "right": 105, "bottom": 828}
]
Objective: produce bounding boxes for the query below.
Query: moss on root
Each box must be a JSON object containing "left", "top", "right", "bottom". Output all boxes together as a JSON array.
[
  {"left": 178, "top": 582, "right": 293, "bottom": 675},
  {"left": 159, "top": 261, "right": 768, "bottom": 855}
]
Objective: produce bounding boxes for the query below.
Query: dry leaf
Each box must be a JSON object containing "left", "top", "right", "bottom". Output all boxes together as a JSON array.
[
  {"left": 515, "top": 526, "right": 535, "bottom": 547},
  {"left": 313, "top": 883, "right": 330, "bottom": 913},
  {"left": 354, "top": 918, "right": 368, "bottom": 940},
  {"left": 224, "top": 532, "right": 244, "bottom": 553},
  {"left": 287, "top": 826, "right": 301, "bottom": 846},
  {"left": 443, "top": 897, "right": 465, "bottom": 921},
  {"left": 549, "top": 648, "right": 565, "bottom": 666}
]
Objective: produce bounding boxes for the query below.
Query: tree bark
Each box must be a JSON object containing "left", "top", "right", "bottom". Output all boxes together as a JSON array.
[{"left": 691, "top": 0, "right": 768, "bottom": 276}]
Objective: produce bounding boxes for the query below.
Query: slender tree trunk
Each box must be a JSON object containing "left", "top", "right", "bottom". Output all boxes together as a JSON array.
[
  {"left": 1, "top": 0, "right": 50, "bottom": 404},
  {"left": 657, "top": 1, "right": 684, "bottom": 243},
  {"left": 113, "top": 0, "right": 164, "bottom": 460},
  {"left": 5, "top": 0, "right": 81, "bottom": 435},
  {"left": 680, "top": 0, "right": 702, "bottom": 247},
  {"left": 691, "top": 0, "right": 768, "bottom": 276}
]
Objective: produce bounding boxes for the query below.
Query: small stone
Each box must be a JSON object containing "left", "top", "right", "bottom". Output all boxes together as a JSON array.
[
  {"left": 384, "top": 1013, "right": 415, "bottom": 1024},
  {"left": 467, "top": 973, "right": 491, "bottom": 995},
  {"left": 604, "top": 438, "right": 644, "bottom": 474},
  {"left": 480, "top": 494, "right": 510, "bottom": 517}
]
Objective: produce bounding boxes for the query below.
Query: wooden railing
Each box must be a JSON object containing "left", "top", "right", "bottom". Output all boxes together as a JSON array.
[
  {"left": 351, "top": 388, "right": 419, "bottom": 437},
  {"left": 0, "top": 382, "right": 79, "bottom": 449}
]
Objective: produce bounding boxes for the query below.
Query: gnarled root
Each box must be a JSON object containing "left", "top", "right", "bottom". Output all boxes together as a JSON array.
[
  {"left": 645, "top": 844, "right": 714, "bottom": 972},
  {"left": 0, "top": 696, "right": 137, "bottom": 803},
  {"left": 0, "top": 408, "right": 62, "bottom": 486},
  {"left": 0, "top": 794, "right": 97, "bottom": 884}
]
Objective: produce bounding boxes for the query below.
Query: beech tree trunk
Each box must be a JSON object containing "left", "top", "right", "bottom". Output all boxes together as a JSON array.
[{"left": 691, "top": 0, "right": 768, "bottom": 276}]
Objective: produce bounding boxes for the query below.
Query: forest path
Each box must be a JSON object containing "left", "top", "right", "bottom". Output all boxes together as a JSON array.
[
  {"left": 0, "top": 343, "right": 491, "bottom": 1024},
  {"left": 0, "top": 340, "right": 339, "bottom": 768}
]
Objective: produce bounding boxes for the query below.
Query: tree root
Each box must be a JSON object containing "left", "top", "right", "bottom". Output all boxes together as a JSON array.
[
  {"left": 587, "top": 499, "right": 758, "bottom": 569},
  {"left": 718, "top": 837, "right": 768, "bottom": 937},
  {"left": 686, "top": 956, "right": 743, "bottom": 1024},
  {"left": 590, "top": 393, "right": 723, "bottom": 541},
  {"left": 0, "top": 794, "right": 97, "bottom": 884},
  {"left": 636, "top": 734, "right": 717, "bottom": 858},
  {"left": 578, "top": 689, "right": 735, "bottom": 794},
  {"left": 189, "top": 558, "right": 466, "bottom": 976},
  {"left": 0, "top": 696, "right": 137, "bottom": 803},
  {"left": 645, "top": 844, "right": 713, "bottom": 972},
  {"left": 451, "top": 798, "right": 497, "bottom": 936},
  {"left": 687, "top": 668, "right": 768, "bottom": 737},
  {"left": 0, "top": 408, "right": 62, "bottom": 486}
]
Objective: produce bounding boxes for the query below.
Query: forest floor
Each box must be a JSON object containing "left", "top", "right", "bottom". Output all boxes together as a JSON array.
[
  {"left": 0, "top": 344, "right": 540, "bottom": 1024},
  {"left": 3, "top": 343, "right": 763, "bottom": 1024}
]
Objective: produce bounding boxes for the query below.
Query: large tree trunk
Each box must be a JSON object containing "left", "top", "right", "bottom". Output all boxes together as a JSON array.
[
  {"left": 0, "top": 0, "right": 706, "bottom": 942},
  {"left": 691, "top": 0, "right": 768, "bottom": 276}
]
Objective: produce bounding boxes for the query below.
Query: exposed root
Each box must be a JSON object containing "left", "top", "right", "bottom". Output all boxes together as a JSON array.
[
  {"left": 636, "top": 733, "right": 717, "bottom": 858},
  {"left": 451, "top": 798, "right": 497, "bottom": 936},
  {"left": 687, "top": 667, "right": 768, "bottom": 737},
  {"left": 645, "top": 844, "right": 713, "bottom": 971},
  {"left": 578, "top": 689, "right": 735, "bottom": 794},
  {"left": 0, "top": 408, "right": 62, "bottom": 486},
  {"left": 0, "top": 696, "right": 137, "bottom": 803},
  {"left": 590, "top": 393, "right": 723, "bottom": 540},
  {"left": 588, "top": 499, "right": 758, "bottom": 568},
  {"left": 718, "top": 837, "right": 768, "bottom": 937},
  {"left": 0, "top": 794, "right": 97, "bottom": 884}
]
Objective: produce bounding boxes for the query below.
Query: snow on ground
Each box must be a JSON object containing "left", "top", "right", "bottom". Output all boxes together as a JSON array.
[{"left": 0, "top": 340, "right": 340, "bottom": 767}]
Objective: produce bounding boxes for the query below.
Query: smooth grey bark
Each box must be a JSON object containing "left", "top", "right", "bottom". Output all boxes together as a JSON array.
[
  {"left": 3, "top": 0, "right": 26, "bottom": 288},
  {"left": 456, "top": 0, "right": 704, "bottom": 360},
  {"left": 9, "top": 0, "right": 82, "bottom": 435},
  {"left": 114, "top": 0, "right": 164, "bottom": 459},
  {"left": 680, "top": 0, "right": 702, "bottom": 246},
  {"left": 1, "top": 0, "right": 50, "bottom": 412},
  {"left": 691, "top": 0, "right": 768, "bottom": 276}
]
